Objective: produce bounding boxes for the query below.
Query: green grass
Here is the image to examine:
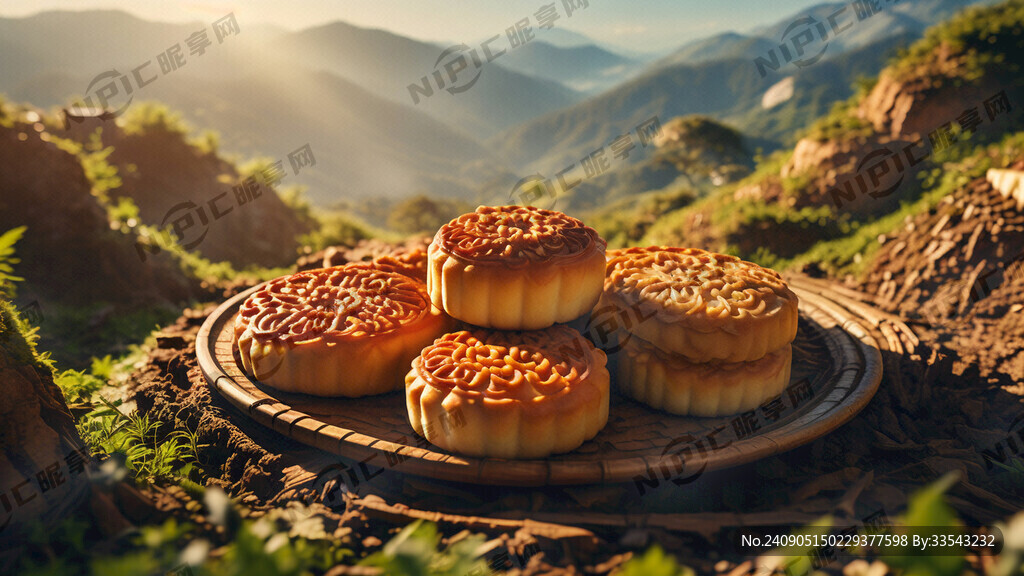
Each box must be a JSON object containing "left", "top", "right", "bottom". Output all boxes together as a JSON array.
[
  {"left": 586, "top": 187, "right": 697, "bottom": 248},
  {"left": 0, "top": 297, "right": 55, "bottom": 373},
  {"left": 77, "top": 397, "right": 200, "bottom": 485},
  {"left": 789, "top": 130, "right": 1024, "bottom": 277},
  {"left": 37, "top": 300, "right": 181, "bottom": 368},
  {"left": 891, "top": 0, "right": 1024, "bottom": 83}
]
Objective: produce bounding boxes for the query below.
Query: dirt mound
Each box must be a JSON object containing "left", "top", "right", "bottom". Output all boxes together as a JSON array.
[
  {"left": 63, "top": 117, "right": 312, "bottom": 269},
  {"left": 0, "top": 116, "right": 195, "bottom": 305},
  {"left": 858, "top": 159, "right": 1024, "bottom": 383},
  {"left": 856, "top": 45, "right": 1010, "bottom": 141}
]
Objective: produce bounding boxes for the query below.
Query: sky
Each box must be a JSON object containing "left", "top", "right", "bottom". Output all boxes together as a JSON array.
[{"left": 0, "top": 0, "right": 828, "bottom": 53}]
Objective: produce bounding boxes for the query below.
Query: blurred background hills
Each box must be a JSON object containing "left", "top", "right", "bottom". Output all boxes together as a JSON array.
[{"left": 1, "top": 0, "right": 1022, "bottom": 366}]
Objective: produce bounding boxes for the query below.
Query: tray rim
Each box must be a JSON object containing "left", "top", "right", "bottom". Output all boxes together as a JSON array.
[{"left": 196, "top": 280, "right": 884, "bottom": 486}]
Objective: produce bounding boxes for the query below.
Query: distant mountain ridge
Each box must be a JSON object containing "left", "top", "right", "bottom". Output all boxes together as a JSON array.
[
  {"left": 0, "top": 1, "right": 995, "bottom": 207},
  {"left": 494, "top": 41, "right": 638, "bottom": 94}
]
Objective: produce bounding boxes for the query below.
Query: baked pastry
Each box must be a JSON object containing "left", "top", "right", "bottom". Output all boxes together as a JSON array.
[
  {"left": 427, "top": 205, "right": 606, "bottom": 330},
  {"left": 372, "top": 246, "right": 429, "bottom": 282},
  {"left": 234, "top": 264, "right": 452, "bottom": 397},
  {"left": 600, "top": 247, "right": 798, "bottom": 363},
  {"left": 615, "top": 332, "right": 792, "bottom": 416},
  {"left": 406, "top": 326, "right": 610, "bottom": 458}
]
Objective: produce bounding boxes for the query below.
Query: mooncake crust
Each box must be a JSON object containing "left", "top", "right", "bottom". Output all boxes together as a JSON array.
[
  {"left": 233, "top": 263, "right": 451, "bottom": 397},
  {"left": 406, "top": 326, "right": 610, "bottom": 458},
  {"left": 427, "top": 206, "right": 607, "bottom": 330}
]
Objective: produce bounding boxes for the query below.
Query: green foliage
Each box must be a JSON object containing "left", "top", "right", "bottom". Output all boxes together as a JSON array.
[
  {"left": 76, "top": 398, "right": 198, "bottom": 485},
  {"left": 800, "top": 93, "right": 872, "bottom": 143},
  {"left": 655, "top": 116, "right": 752, "bottom": 172},
  {"left": 54, "top": 367, "right": 106, "bottom": 405},
  {"left": 90, "top": 519, "right": 195, "bottom": 576},
  {"left": 888, "top": 472, "right": 965, "bottom": 576},
  {"left": 80, "top": 145, "right": 123, "bottom": 205},
  {"left": 12, "top": 516, "right": 95, "bottom": 576},
  {"left": 191, "top": 129, "right": 222, "bottom": 156},
  {"left": 0, "top": 297, "right": 54, "bottom": 373},
  {"left": 360, "top": 520, "right": 490, "bottom": 576},
  {"left": 107, "top": 196, "right": 142, "bottom": 234},
  {"left": 90, "top": 353, "right": 115, "bottom": 380},
  {"left": 299, "top": 209, "right": 389, "bottom": 252},
  {"left": 274, "top": 184, "right": 319, "bottom": 230},
  {"left": 0, "top": 226, "right": 26, "bottom": 297},
  {"left": 48, "top": 131, "right": 122, "bottom": 208},
  {"left": 791, "top": 129, "right": 1024, "bottom": 277},
  {"left": 39, "top": 300, "right": 179, "bottom": 368},
  {"left": 15, "top": 498, "right": 357, "bottom": 576},
  {"left": 587, "top": 187, "right": 697, "bottom": 248},
  {"left": 119, "top": 101, "right": 192, "bottom": 137},
  {"left": 387, "top": 194, "right": 473, "bottom": 236},
  {"left": 616, "top": 545, "right": 694, "bottom": 576},
  {"left": 893, "top": 0, "right": 1024, "bottom": 82}
]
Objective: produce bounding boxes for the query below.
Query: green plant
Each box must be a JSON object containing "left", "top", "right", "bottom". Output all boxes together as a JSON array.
[
  {"left": 616, "top": 545, "right": 694, "bottom": 576},
  {"left": 888, "top": 472, "right": 965, "bottom": 576},
  {"left": 11, "top": 516, "right": 94, "bottom": 576},
  {"left": 299, "top": 210, "right": 382, "bottom": 252},
  {"left": 191, "top": 129, "right": 221, "bottom": 156},
  {"left": 0, "top": 226, "right": 26, "bottom": 298},
  {"left": 387, "top": 194, "right": 473, "bottom": 236},
  {"left": 37, "top": 300, "right": 180, "bottom": 368},
  {"left": 196, "top": 491, "right": 353, "bottom": 576},
  {"left": 77, "top": 397, "right": 198, "bottom": 485},
  {"left": 54, "top": 368, "right": 106, "bottom": 405},
  {"left": 359, "top": 520, "right": 490, "bottom": 576},
  {"left": 119, "top": 101, "right": 192, "bottom": 137},
  {"left": 892, "top": 0, "right": 1024, "bottom": 83},
  {"left": 0, "top": 297, "right": 54, "bottom": 373}
]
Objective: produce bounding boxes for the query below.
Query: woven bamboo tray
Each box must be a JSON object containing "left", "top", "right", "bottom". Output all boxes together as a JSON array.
[{"left": 196, "top": 279, "right": 883, "bottom": 486}]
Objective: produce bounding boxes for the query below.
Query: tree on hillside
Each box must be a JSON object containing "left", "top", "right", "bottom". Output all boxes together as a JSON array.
[{"left": 387, "top": 194, "right": 472, "bottom": 235}]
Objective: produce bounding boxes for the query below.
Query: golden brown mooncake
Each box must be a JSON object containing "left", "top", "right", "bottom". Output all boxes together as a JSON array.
[
  {"left": 405, "top": 326, "right": 610, "bottom": 459},
  {"left": 615, "top": 332, "right": 793, "bottom": 416},
  {"left": 233, "top": 263, "right": 452, "bottom": 397},
  {"left": 600, "top": 246, "right": 799, "bottom": 363},
  {"left": 427, "top": 205, "right": 606, "bottom": 330},
  {"left": 368, "top": 248, "right": 428, "bottom": 283}
]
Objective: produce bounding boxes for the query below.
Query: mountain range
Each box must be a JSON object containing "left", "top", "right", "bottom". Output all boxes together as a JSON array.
[{"left": 0, "top": 0, "right": 992, "bottom": 207}]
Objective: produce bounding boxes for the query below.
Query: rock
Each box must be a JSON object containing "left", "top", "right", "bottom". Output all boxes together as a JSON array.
[{"left": 0, "top": 305, "right": 91, "bottom": 565}]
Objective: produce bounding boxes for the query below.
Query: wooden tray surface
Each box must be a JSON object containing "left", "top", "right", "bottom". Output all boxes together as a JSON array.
[{"left": 196, "top": 280, "right": 883, "bottom": 486}]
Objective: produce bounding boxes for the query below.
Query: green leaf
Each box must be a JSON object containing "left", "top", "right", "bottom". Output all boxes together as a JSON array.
[
  {"left": 617, "top": 545, "right": 694, "bottom": 576},
  {"left": 888, "top": 471, "right": 965, "bottom": 576}
]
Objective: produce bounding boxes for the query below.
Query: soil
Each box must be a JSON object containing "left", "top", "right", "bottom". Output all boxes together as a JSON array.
[{"left": 106, "top": 231, "right": 1024, "bottom": 574}]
